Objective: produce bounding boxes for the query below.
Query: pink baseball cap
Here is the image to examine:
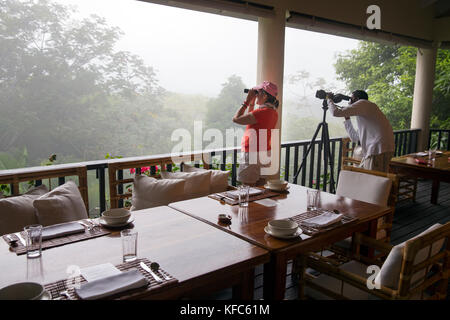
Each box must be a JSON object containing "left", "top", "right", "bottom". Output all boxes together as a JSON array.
[{"left": 252, "top": 81, "right": 278, "bottom": 98}]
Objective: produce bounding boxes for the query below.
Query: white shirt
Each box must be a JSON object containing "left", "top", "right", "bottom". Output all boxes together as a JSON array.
[{"left": 327, "top": 99, "right": 394, "bottom": 156}]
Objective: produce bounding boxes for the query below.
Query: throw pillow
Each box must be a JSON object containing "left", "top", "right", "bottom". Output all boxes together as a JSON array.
[
  {"left": 182, "top": 163, "right": 230, "bottom": 193},
  {"left": 160, "top": 170, "right": 212, "bottom": 199},
  {"left": 33, "top": 181, "right": 88, "bottom": 227}
]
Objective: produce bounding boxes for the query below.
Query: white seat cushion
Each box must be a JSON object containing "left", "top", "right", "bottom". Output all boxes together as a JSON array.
[
  {"left": 336, "top": 170, "right": 392, "bottom": 206},
  {"left": 375, "top": 223, "right": 445, "bottom": 290},
  {"left": 182, "top": 164, "right": 230, "bottom": 193},
  {"left": 33, "top": 181, "right": 88, "bottom": 227},
  {"left": 306, "top": 261, "right": 380, "bottom": 300},
  {"left": 160, "top": 170, "right": 212, "bottom": 199},
  {"left": 130, "top": 175, "right": 185, "bottom": 211},
  {"left": 0, "top": 185, "right": 48, "bottom": 235}
]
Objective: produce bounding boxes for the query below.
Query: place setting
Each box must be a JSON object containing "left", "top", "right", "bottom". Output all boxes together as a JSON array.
[
  {"left": 264, "top": 219, "right": 303, "bottom": 240},
  {"left": 42, "top": 229, "right": 178, "bottom": 300},
  {"left": 209, "top": 185, "right": 279, "bottom": 205},
  {"left": 97, "top": 208, "right": 135, "bottom": 229}
]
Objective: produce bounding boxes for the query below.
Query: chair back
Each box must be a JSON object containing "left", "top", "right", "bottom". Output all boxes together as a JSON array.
[
  {"left": 397, "top": 222, "right": 450, "bottom": 299},
  {"left": 341, "top": 137, "right": 363, "bottom": 167}
]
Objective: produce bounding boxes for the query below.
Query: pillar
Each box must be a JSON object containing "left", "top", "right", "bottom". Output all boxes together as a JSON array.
[
  {"left": 257, "top": 8, "right": 286, "bottom": 179},
  {"left": 411, "top": 47, "right": 438, "bottom": 151}
]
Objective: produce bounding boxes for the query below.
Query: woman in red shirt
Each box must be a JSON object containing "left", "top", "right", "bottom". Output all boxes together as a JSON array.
[{"left": 232, "top": 81, "right": 279, "bottom": 186}]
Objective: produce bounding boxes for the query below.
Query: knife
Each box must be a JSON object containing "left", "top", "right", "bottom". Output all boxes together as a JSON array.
[
  {"left": 139, "top": 262, "right": 163, "bottom": 283},
  {"left": 15, "top": 232, "right": 26, "bottom": 246}
]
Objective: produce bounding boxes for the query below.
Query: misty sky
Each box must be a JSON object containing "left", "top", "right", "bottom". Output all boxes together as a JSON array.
[{"left": 59, "top": 0, "right": 359, "bottom": 99}]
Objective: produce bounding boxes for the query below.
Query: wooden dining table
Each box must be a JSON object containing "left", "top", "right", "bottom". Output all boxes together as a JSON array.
[
  {"left": 389, "top": 150, "right": 450, "bottom": 204},
  {"left": 0, "top": 206, "right": 269, "bottom": 300},
  {"left": 168, "top": 183, "right": 392, "bottom": 300}
]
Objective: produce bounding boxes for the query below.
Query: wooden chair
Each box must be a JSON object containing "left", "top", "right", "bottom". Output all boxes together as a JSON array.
[
  {"left": 0, "top": 164, "right": 89, "bottom": 211},
  {"left": 298, "top": 222, "right": 450, "bottom": 300},
  {"left": 341, "top": 137, "right": 417, "bottom": 203},
  {"left": 108, "top": 152, "right": 211, "bottom": 209}
]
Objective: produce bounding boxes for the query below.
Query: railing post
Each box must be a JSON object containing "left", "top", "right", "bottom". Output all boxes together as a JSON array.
[{"left": 232, "top": 149, "right": 237, "bottom": 186}]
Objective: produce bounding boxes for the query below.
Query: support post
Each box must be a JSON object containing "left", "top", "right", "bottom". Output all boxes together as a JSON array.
[
  {"left": 257, "top": 8, "right": 286, "bottom": 180},
  {"left": 411, "top": 47, "right": 438, "bottom": 151}
]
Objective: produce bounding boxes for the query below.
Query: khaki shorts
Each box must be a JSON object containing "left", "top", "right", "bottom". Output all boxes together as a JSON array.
[
  {"left": 360, "top": 151, "right": 394, "bottom": 173},
  {"left": 237, "top": 151, "right": 272, "bottom": 185}
]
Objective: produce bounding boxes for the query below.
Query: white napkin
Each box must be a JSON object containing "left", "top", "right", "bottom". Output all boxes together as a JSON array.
[
  {"left": 225, "top": 187, "right": 263, "bottom": 199},
  {"left": 415, "top": 152, "right": 428, "bottom": 157},
  {"left": 41, "top": 222, "right": 86, "bottom": 240},
  {"left": 254, "top": 198, "right": 278, "bottom": 207},
  {"left": 301, "top": 212, "right": 343, "bottom": 228},
  {"left": 75, "top": 269, "right": 148, "bottom": 300}
]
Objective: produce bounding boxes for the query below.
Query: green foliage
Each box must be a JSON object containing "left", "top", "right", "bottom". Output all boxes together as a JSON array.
[
  {"left": 334, "top": 42, "right": 450, "bottom": 130},
  {"left": 204, "top": 75, "right": 246, "bottom": 136}
]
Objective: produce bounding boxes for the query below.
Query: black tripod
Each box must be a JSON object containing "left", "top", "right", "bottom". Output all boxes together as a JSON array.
[{"left": 293, "top": 100, "right": 336, "bottom": 193}]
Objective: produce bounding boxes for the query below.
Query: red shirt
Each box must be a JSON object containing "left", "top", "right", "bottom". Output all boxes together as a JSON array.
[{"left": 241, "top": 107, "right": 278, "bottom": 152}]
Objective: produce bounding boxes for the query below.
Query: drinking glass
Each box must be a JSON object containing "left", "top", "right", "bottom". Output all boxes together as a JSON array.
[
  {"left": 428, "top": 148, "right": 437, "bottom": 162},
  {"left": 307, "top": 189, "right": 320, "bottom": 211},
  {"left": 121, "top": 229, "right": 138, "bottom": 263},
  {"left": 24, "top": 225, "right": 42, "bottom": 259},
  {"left": 238, "top": 185, "right": 250, "bottom": 207}
]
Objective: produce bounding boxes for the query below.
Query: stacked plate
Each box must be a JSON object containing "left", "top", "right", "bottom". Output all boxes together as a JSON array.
[
  {"left": 264, "top": 219, "right": 302, "bottom": 239},
  {"left": 99, "top": 208, "right": 134, "bottom": 227},
  {"left": 264, "top": 179, "right": 289, "bottom": 192}
]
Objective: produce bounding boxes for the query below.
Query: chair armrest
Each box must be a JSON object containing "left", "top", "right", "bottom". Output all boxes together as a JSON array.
[{"left": 305, "top": 252, "right": 396, "bottom": 299}]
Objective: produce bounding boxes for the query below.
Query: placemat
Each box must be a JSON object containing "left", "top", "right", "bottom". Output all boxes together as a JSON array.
[
  {"left": 2, "top": 219, "right": 112, "bottom": 255},
  {"left": 44, "top": 258, "right": 178, "bottom": 300},
  {"left": 288, "top": 209, "right": 358, "bottom": 236},
  {"left": 208, "top": 189, "right": 280, "bottom": 205}
]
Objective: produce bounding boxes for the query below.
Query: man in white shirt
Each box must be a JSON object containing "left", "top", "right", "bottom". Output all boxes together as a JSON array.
[{"left": 327, "top": 90, "right": 395, "bottom": 172}]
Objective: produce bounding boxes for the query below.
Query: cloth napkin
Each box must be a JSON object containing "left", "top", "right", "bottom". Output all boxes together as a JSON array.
[
  {"left": 301, "top": 211, "right": 343, "bottom": 228},
  {"left": 41, "top": 222, "right": 86, "bottom": 240},
  {"left": 75, "top": 269, "right": 148, "bottom": 300},
  {"left": 224, "top": 187, "right": 263, "bottom": 199},
  {"left": 414, "top": 152, "right": 428, "bottom": 157}
]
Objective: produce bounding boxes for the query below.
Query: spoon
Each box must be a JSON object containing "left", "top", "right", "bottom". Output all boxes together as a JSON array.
[{"left": 150, "top": 262, "right": 171, "bottom": 281}]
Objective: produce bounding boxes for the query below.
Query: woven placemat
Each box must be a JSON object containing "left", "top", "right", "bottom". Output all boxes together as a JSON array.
[
  {"left": 44, "top": 258, "right": 178, "bottom": 300},
  {"left": 289, "top": 209, "right": 358, "bottom": 236},
  {"left": 208, "top": 189, "right": 279, "bottom": 205},
  {"left": 3, "top": 220, "right": 112, "bottom": 255}
]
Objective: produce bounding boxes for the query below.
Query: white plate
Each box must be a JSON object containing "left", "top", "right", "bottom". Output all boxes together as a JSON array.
[
  {"left": 99, "top": 215, "right": 135, "bottom": 227},
  {"left": 264, "top": 184, "right": 290, "bottom": 192},
  {"left": 264, "top": 226, "right": 302, "bottom": 239}
]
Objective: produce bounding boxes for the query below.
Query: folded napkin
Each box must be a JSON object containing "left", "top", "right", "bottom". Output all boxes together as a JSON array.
[
  {"left": 301, "top": 211, "right": 343, "bottom": 228},
  {"left": 224, "top": 187, "right": 263, "bottom": 199},
  {"left": 75, "top": 269, "right": 148, "bottom": 300},
  {"left": 41, "top": 222, "right": 86, "bottom": 240},
  {"left": 414, "top": 152, "right": 428, "bottom": 157}
]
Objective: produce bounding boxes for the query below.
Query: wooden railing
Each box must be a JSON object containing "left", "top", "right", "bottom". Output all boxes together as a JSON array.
[
  {"left": 0, "top": 129, "right": 425, "bottom": 216},
  {"left": 429, "top": 129, "right": 450, "bottom": 151}
]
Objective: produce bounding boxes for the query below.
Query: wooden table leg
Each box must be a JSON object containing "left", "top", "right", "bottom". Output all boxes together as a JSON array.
[
  {"left": 263, "top": 254, "right": 286, "bottom": 300},
  {"left": 431, "top": 180, "right": 440, "bottom": 204},
  {"left": 232, "top": 269, "right": 255, "bottom": 299}
]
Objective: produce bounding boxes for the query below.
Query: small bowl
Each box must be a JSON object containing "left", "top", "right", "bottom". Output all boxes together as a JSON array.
[
  {"left": 0, "top": 282, "right": 45, "bottom": 300},
  {"left": 268, "top": 219, "right": 298, "bottom": 236},
  {"left": 101, "top": 208, "right": 131, "bottom": 225},
  {"left": 267, "top": 179, "right": 288, "bottom": 190}
]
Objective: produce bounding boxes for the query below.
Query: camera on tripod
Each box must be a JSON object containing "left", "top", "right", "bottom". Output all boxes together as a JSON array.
[{"left": 315, "top": 89, "right": 351, "bottom": 105}]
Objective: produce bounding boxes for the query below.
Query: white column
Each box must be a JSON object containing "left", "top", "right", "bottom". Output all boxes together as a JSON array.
[
  {"left": 257, "top": 8, "right": 286, "bottom": 179},
  {"left": 411, "top": 47, "right": 437, "bottom": 151}
]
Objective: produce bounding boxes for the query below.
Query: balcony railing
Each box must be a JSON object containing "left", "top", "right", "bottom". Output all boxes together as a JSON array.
[{"left": 2, "top": 128, "right": 444, "bottom": 217}]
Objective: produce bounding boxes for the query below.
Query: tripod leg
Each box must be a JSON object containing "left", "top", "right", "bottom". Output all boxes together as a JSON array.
[
  {"left": 293, "top": 123, "right": 323, "bottom": 184},
  {"left": 322, "top": 123, "right": 336, "bottom": 193}
]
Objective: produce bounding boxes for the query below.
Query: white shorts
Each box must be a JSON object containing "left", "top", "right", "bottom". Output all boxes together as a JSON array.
[{"left": 237, "top": 151, "right": 272, "bottom": 184}]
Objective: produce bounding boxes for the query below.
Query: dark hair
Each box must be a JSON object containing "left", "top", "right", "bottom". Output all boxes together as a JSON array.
[
  {"left": 352, "top": 90, "right": 368, "bottom": 100},
  {"left": 262, "top": 90, "right": 279, "bottom": 108}
]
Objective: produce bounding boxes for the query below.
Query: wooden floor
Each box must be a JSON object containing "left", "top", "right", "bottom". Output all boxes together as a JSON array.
[{"left": 204, "top": 179, "right": 450, "bottom": 300}]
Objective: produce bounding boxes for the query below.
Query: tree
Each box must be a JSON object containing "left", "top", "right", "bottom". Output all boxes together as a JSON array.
[
  {"left": 204, "top": 74, "right": 246, "bottom": 135},
  {"left": 0, "top": 0, "right": 172, "bottom": 166},
  {"left": 334, "top": 41, "right": 450, "bottom": 130}
]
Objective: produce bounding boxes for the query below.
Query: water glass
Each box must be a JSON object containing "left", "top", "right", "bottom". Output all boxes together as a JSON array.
[
  {"left": 307, "top": 189, "right": 320, "bottom": 211},
  {"left": 238, "top": 185, "right": 250, "bottom": 207},
  {"left": 24, "top": 225, "right": 42, "bottom": 259},
  {"left": 121, "top": 229, "right": 138, "bottom": 263},
  {"left": 428, "top": 148, "right": 437, "bottom": 162}
]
